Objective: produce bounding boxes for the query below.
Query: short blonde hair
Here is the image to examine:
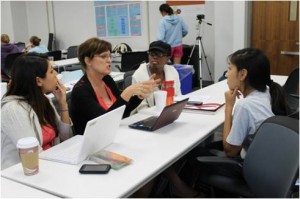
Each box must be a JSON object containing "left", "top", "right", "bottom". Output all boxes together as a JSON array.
[{"left": 1, "top": 34, "right": 10, "bottom": 44}]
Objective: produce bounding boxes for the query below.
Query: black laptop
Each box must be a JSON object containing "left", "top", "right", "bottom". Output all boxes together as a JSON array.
[{"left": 129, "top": 98, "right": 189, "bottom": 131}]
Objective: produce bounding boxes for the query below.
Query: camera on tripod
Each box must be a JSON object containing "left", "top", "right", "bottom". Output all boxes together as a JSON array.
[{"left": 197, "top": 14, "right": 205, "bottom": 21}]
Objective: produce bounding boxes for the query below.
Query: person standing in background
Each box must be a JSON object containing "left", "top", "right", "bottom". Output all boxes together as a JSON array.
[
  {"left": 1, "top": 34, "right": 20, "bottom": 70},
  {"left": 157, "top": 3, "right": 188, "bottom": 64},
  {"left": 23, "top": 36, "right": 48, "bottom": 53}
]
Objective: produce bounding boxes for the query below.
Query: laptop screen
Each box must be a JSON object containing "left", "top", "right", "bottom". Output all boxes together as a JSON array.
[{"left": 15, "top": 43, "right": 25, "bottom": 52}]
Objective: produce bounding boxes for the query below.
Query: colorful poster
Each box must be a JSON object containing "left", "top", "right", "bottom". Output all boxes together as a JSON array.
[{"left": 94, "top": 1, "right": 141, "bottom": 37}]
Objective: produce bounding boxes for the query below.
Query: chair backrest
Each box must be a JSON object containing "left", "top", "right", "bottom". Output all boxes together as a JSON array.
[
  {"left": 47, "top": 50, "right": 62, "bottom": 61},
  {"left": 121, "top": 51, "right": 148, "bottom": 72},
  {"left": 283, "top": 67, "right": 299, "bottom": 96},
  {"left": 123, "top": 70, "right": 135, "bottom": 90},
  {"left": 244, "top": 116, "right": 299, "bottom": 198},
  {"left": 3, "top": 52, "right": 24, "bottom": 76},
  {"left": 67, "top": 46, "right": 78, "bottom": 59},
  {"left": 48, "top": 33, "right": 54, "bottom": 51}
]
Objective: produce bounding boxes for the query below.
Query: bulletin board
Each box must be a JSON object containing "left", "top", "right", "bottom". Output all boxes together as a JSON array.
[
  {"left": 166, "top": 1, "right": 205, "bottom": 6},
  {"left": 94, "top": 1, "right": 142, "bottom": 37}
]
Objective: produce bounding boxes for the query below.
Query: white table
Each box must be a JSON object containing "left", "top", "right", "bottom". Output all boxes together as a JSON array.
[
  {"left": 53, "top": 58, "right": 79, "bottom": 68},
  {"left": 1, "top": 177, "right": 58, "bottom": 198},
  {"left": 1, "top": 75, "right": 287, "bottom": 198}
]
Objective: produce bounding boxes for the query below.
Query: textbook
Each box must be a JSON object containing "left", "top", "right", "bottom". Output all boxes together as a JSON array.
[{"left": 89, "top": 150, "right": 132, "bottom": 170}]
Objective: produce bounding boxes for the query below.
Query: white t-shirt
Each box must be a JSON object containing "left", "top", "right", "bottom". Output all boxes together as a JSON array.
[{"left": 226, "top": 89, "right": 274, "bottom": 158}]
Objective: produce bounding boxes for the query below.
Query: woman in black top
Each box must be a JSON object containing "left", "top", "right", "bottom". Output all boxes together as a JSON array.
[{"left": 71, "top": 38, "right": 159, "bottom": 135}]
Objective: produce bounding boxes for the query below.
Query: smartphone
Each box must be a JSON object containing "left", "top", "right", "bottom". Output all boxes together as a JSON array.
[
  {"left": 187, "top": 101, "right": 203, "bottom": 105},
  {"left": 79, "top": 164, "right": 111, "bottom": 174}
]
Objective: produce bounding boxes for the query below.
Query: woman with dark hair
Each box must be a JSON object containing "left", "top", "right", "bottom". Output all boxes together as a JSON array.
[
  {"left": 71, "top": 37, "right": 159, "bottom": 135},
  {"left": 1, "top": 53, "right": 72, "bottom": 170},
  {"left": 158, "top": 3, "right": 188, "bottom": 64},
  {"left": 161, "top": 48, "right": 290, "bottom": 197},
  {"left": 223, "top": 47, "right": 289, "bottom": 158},
  {"left": 23, "top": 36, "right": 48, "bottom": 53}
]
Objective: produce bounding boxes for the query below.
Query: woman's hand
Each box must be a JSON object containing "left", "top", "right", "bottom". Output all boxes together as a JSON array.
[
  {"left": 121, "top": 74, "right": 161, "bottom": 101},
  {"left": 224, "top": 88, "right": 240, "bottom": 108},
  {"left": 52, "top": 79, "right": 67, "bottom": 106},
  {"left": 23, "top": 43, "right": 33, "bottom": 52}
]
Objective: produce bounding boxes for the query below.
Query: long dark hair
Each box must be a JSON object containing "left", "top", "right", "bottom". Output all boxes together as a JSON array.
[
  {"left": 159, "top": 3, "right": 173, "bottom": 15},
  {"left": 6, "top": 53, "right": 59, "bottom": 135},
  {"left": 228, "top": 48, "right": 289, "bottom": 115}
]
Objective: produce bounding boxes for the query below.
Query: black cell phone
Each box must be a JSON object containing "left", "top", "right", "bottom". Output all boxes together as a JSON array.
[
  {"left": 187, "top": 101, "right": 203, "bottom": 105},
  {"left": 79, "top": 164, "right": 111, "bottom": 174}
]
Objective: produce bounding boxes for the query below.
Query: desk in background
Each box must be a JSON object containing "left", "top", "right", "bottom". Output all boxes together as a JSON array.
[
  {"left": 1, "top": 177, "right": 58, "bottom": 198},
  {"left": 1, "top": 76, "right": 287, "bottom": 198},
  {"left": 53, "top": 58, "right": 80, "bottom": 72}
]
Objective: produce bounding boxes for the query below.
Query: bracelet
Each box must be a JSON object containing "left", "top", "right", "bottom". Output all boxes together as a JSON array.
[{"left": 60, "top": 109, "right": 68, "bottom": 112}]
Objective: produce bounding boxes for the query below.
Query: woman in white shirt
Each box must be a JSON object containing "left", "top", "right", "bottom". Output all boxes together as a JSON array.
[{"left": 1, "top": 53, "right": 72, "bottom": 170}]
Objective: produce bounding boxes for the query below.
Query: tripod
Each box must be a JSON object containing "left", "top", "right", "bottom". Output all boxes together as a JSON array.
[{"left": 187, "top": 19, "right": 213, "bottom": 89}]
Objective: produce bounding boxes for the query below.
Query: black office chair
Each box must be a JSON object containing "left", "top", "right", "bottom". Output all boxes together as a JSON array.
[
  {"left": 283, "top": 67, "right": 299, "bottom": 97},
  {"left": 48, "top": 33, "right": 54, "bottom": 51},
  {"left": 65, "top": 45, "right": 82, "bottom": 71},
  {"left": 2, "top": 52, "right": 24, "bottom": 80},
  {"left": 47, "top": 50, "right": 62, "bottom": 61},
  {"left": 67, "top": 46, "right": 78, "bottom": 59},
  {"left": 196, "top": 116, "right": 299, "bottom": 198},
  {"left": 121, "top": 51, "right": 148, "bottom": 72},
  {"left": 123, "top": 70, "right": 135, "bottom": 90},
  {"left": 282, "top": 68, "right": 299, "bottom": 119}
]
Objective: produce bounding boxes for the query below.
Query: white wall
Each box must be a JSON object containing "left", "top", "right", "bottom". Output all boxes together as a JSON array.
[
  {"left": 1, "top": 1, "right": 29, "bottom": 43},
  {"left": 1, "top": 2, "right": 15, "bottom": 41},
  {"left": 1, "top": 1, "right": 249, "bottom": 82}
]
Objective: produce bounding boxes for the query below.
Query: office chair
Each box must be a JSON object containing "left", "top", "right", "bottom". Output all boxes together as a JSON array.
[
  {"left": 47, "top": 50, "right": 62, "bottom": 61},
  {"left": 65, "top": 45, "right": 82, "bottom": 71},
  {"left": 121, "top": 51, "right": 148, "bottom": 72},
  {"left": 196, "top": 116, "right": 299, "bottom": 198},
  {"left": 2, "top": 52, "right": 23, "bottom": 80},
  {"left": 283, "top": 67, "right": 299, "bottom": 97},
  {"left": 123, "top": 70, "right": 135, "bottom": 90},
  {"left": 48, "top": 33, "right": 54, "bottom": 51},
  {"left": 67, "top": 46, "right": 78, "bottom": 59},
  {"left": 282, "top": 68, "right": 299, "bottom": 119}
]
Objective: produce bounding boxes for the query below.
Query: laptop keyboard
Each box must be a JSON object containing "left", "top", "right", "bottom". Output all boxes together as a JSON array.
[
  {"left": 40, "top": 135, "right": 83, "bottom": 164},
  {"left": 132, "top": 116, "right": 158, "bottom": 129}
]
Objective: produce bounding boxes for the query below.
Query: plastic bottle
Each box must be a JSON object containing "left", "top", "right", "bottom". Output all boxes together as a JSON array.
[{"left": 162, "top": 80, "right": 175, "bottom": 106}]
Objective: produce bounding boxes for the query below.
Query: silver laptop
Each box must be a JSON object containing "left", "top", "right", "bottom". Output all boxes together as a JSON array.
[{"left": 39, "top": 106, "right": 126, "bottom": 165}]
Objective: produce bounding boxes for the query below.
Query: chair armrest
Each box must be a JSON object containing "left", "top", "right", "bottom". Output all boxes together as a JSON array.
[{"left": 197, "top": 156, "right": 242, "bottom": 168}]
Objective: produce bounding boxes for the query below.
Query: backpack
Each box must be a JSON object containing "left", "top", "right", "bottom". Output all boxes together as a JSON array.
[{"left": 112, "top": 43, "right": 132, "bottom": 54}]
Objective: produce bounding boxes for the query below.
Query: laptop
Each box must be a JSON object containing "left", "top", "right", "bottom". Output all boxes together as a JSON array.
[
  {"left": 39, "top": 106, "right": 126, "bottom": 164},
  {"left": 129, "top": 98, "right": 189, "bottom": 131},
  {"left": 14, "top": 42, "right": 25, "bottom": 52}
]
